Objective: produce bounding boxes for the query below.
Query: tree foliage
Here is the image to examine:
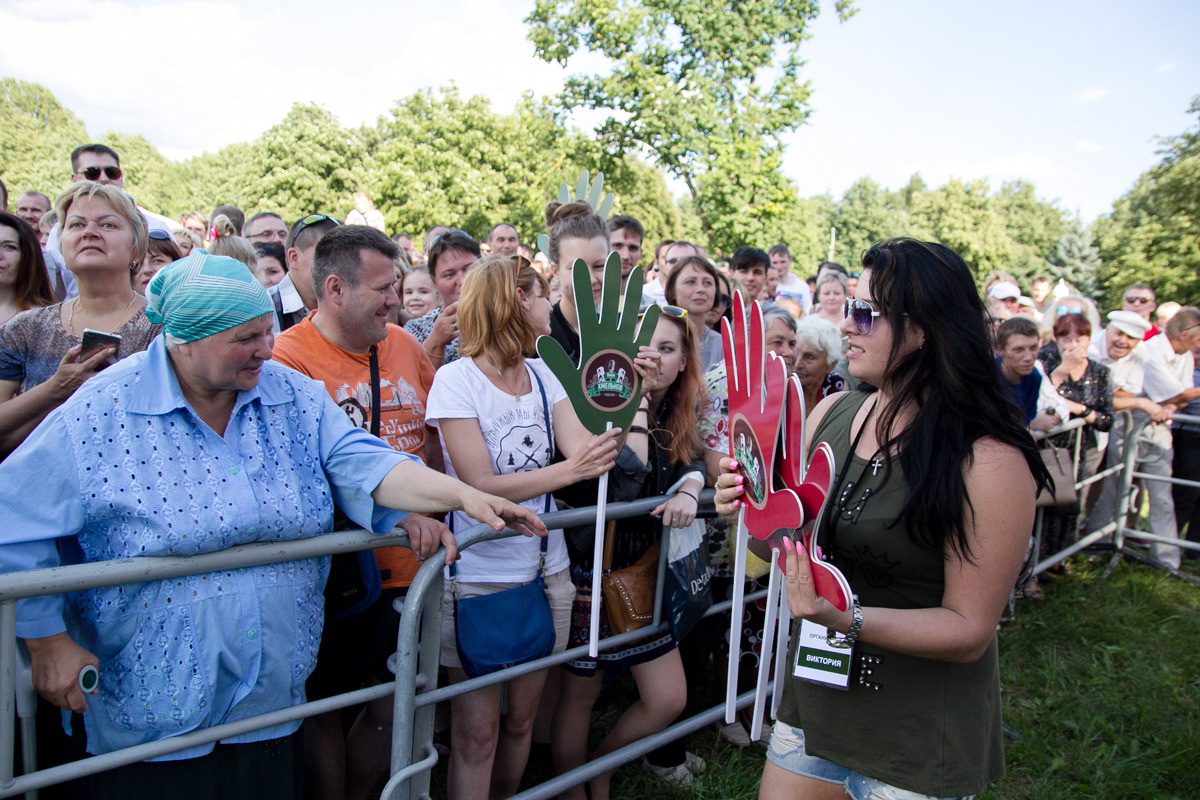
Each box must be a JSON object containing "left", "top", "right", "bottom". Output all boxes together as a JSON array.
[
  {"left": 0, "top": 79, "right": 89, "bottom": 199},
  {"left": 526, "top": 0, "right": 855, "bottom": 256},
  {"left": 1094, "top": 96, "right": 1200, "bottom": 308}
]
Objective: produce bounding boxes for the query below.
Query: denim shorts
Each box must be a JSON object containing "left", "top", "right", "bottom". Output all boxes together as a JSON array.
[{"left": 766, "top": 722, "right": 973, "bottom": 800}]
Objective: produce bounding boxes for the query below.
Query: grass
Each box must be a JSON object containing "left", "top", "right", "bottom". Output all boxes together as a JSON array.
[{"left": 423, "top": 554, "right": 1200, "bottom": 799}]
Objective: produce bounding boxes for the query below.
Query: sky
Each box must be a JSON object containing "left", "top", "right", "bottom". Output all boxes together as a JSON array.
[{"left": 2, "top": 0, "right": 1196, "bottom": 221}]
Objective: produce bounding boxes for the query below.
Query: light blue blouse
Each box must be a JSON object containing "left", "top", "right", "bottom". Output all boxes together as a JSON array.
[{"left": 0, "top": 337, "right": 414, "bottom": 758}]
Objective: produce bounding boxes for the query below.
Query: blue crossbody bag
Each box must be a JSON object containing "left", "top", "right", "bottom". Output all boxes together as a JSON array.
[{"left": 451, "top": 365, "right": 556, "bottom": 678}]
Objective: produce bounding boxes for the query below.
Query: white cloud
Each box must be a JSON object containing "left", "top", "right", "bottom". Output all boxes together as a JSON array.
[
  {"left": 1074, "top": 140, "right": 1104, "bottom": 154},
  {"left": 1074, "top": 86, "right": 1110, "bottom": 103},
  {"left": 1159, "top": 61, "right": 1176, "bottom": 72}
]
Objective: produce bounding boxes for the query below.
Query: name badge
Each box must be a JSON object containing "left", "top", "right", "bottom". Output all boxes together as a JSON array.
[{"left": 793, "top": 619, "right": 852, "bottom": 689}]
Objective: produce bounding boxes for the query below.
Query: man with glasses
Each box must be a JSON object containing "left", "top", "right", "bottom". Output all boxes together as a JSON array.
[
  {"left": 645, "top": 240, "right": 704, "bottom": 306},
  {"left": 244, "top": 212, "right": 289, "bottom": 246},
  {"left": 404, "top": 230, "right": 481, "bottom": 366},
  {"left": 270, "top": 214, "right": 341, "bottom": 333},
  {"left": 1123, "top": 283, "right": 1159, "bottom": 339}
]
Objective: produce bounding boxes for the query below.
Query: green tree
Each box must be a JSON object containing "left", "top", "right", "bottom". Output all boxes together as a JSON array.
[
  {"left": 526, "top": 0, "right": 856, "bottom": 256},
  {"left": 239, "top": 104, "right": 368, "bottom": 223},
  {"left": 1094, "top": 96, "right": 1200, "bottom": 308},
  {"left": 101, "top": 131, "right": 176, "bottom": 216},
  {"left": 1045, "top": 219, "right": 1102, "bottom": 299},
  {"left": 830, "top": 177, "right": 906, "bottom": 265},
  {"left": 0, "top": 78, "right": 89, "bottom": 198}
]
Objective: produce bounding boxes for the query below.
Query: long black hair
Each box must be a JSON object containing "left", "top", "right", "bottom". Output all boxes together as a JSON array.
[{"left": 863, "top": 238, "right": 1050, "bottom": 562}]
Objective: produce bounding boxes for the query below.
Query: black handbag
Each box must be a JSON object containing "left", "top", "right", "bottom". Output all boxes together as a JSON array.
[{"left": 451, "top": 365, "right": 556, "bottom": 677}]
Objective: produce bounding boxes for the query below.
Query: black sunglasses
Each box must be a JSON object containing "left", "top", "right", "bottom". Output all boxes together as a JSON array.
[
  {"left": 844, "top": 298, "right": 883, "bottom": 335},
  {"left": 78, "top": 166, "right": 123, "bottom": 181},
  {"left": 293, "top": 213, "right": 341, "bottom": 238}
]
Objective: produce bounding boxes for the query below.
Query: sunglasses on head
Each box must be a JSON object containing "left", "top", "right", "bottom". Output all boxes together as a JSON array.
[
  {"left": 78, "top": 166, "right": 123, "bottom": 181},
  {"left": 843, "top": 298, "right": 883, "bottom": 335},
  {"left": 429, "top": 230, "right": 474, "bottom": 251},
  {"left": 639, "top": 303, "right": 689, "bottom": 332},
  {"left": 288, "top": 214, "right": 341, "bottom": 246},
  {"left": 1056, "top": 305, "right": 1084, "bottom": 316}
]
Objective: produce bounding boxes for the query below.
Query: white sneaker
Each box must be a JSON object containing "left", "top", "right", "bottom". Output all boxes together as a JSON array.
[
  {"left": 683, "top": 751, "right": 707, "bottom": 775},
  {"left": 641, "top": 758, "right": 695, "bottom": 788},
  {"left": 717, "top": 721, "right": 752, "bottom": 748}
]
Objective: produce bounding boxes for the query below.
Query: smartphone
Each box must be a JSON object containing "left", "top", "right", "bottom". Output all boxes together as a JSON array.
[{"left": 80, "top": 329, "right": 121, "bottom": 367}]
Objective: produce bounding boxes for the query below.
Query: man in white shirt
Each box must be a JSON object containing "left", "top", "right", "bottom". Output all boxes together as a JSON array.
[
  {"left": 1088, "top": 309, "right": 1200, "bottom": 567},
  {"left": 769, "top": 244, "right": 812, "bottom": 311},
  {"left": 643, "top": 240, "right": 703, "bottom": 307}
]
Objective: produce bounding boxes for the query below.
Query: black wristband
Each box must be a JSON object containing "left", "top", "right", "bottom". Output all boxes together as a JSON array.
[{"left": 628, "top": 425, "right": 649, "bottom": 434}]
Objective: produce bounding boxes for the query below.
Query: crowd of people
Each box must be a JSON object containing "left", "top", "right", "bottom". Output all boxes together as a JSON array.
[{"left": 0, "top": 144, "right": 1196, "bottom": 800}]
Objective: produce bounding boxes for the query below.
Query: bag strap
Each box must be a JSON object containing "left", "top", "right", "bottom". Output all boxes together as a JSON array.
[
  {"left": 369, "top": 345, "right": 381, "bottom": 438},
  {"left": 602, "top": 519, "right": 617, "bottom": 573}
]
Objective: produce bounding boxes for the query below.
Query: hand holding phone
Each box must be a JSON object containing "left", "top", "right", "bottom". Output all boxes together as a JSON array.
[{"left": 79, "top": 329, "right": 121, "bottom": 368}]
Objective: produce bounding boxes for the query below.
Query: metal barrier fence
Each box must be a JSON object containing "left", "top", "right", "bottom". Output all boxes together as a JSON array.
[
  {"left": 3, "top": 406, "right": 1198, "bottom": 799},
  {"left": 0, "top": 490, "right": 742, "bottom": 800},
  {"left": 1030, "top": 410, "right": 1200, "bottom": 582}
]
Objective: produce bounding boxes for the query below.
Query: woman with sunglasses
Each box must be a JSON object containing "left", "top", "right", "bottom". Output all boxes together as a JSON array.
[
  {"left": 0, "top": 183, "right": 160, "bottom": 457},
  {"left": 0, "top": 212, "right": 55, "bottom": 326},
  {"left": 552, "top": 307, "right": 706, "bottom": 799},
  {"left": 1038, "top": 294, "right": 1100, "bottom": 340},
  {"left": 133, "top": 229, "right": 183, "bottom": 295},
  {"left": 665, "top": 253, "right": 725, "bottom": 371},
  {"left": 716, "top": 238, "right": 1048, "bottom": 800},
  {"left": 426, "top": 256, "right": 625, "bottom": 800}
]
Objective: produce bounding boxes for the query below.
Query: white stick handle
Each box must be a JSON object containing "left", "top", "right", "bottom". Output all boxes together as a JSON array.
[
  {"left": 725, "top": 509, "right": 749, "bottom": 723},
  {"left": 751, "top": 549, "right": 781, "bottom": 741},
  {"left": 588, "top": 421, "right": 614, "bottom": 659},
  {"left": 772, "top": 583, "right": 792, "bottom": 720}
]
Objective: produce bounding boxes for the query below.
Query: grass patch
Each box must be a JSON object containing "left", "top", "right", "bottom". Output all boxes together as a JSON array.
[{"left": 422, "top": 556, "right": 1200, "bottom": 799}]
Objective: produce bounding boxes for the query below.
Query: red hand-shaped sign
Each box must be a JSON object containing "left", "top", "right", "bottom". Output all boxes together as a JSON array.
[
  {"left": 721, "top": 294, "right": 802, "bottom": 540},
  {"left": 777, "top": 376, "right": 851, "bottom": 613}
]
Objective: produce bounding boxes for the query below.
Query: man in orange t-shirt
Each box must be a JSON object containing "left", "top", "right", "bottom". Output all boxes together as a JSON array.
[{"left": 272, "top": 224, "right": 444, "bottom": 800}]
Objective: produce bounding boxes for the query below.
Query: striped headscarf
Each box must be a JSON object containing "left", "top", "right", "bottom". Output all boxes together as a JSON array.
[{"left": 145, "top": 251, "right": 274, "bottom": 343}]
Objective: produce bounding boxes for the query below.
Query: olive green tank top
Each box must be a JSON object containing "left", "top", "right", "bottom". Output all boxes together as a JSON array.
[{"left": 776, "top": 390, "right": 1004, "bottom": 797}]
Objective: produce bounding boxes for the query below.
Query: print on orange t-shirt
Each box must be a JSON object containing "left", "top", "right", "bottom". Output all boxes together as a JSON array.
[{"left": 273, "top": 314, "right": 436, "bottom": 588}]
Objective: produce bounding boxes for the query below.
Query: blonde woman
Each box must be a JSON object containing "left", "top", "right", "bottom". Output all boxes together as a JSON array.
[{"left": 425, "top": 255, "right": 623, "bottom": 800}]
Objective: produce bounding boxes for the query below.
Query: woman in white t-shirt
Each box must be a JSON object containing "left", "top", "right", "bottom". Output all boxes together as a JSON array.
[{"left": 425, "top": 255, "right": 624, "bottom": 800}]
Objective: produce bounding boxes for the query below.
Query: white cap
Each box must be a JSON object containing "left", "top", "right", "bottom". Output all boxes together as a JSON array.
[
  {"left": 1107, "top": 310, "right": 1152, "bottom": 339},
  {"left": 988, "top": 281, "right": 1021, "bottom": 301}
]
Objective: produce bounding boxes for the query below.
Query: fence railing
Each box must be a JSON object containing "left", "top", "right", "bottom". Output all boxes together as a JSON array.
[{"left": 3, "top": 406, "right": 1199, "bottom": 799}]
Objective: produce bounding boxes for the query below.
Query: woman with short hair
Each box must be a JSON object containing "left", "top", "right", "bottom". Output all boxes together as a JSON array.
[
  {"left": 813, "top": 271, "right": 848, "bottom": 327},
  {"left": 0, "top": 183, "right": 160, "bottom": 456},
  {"left": 793, "top": 315, "right": 848, "bottom": 415}
]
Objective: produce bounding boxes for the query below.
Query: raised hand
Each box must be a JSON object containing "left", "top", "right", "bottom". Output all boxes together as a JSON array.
[
  {"left": 536, "top": 252, "right": 659, "bottom": 435},
  {"left": 721, "top": 293, "right": 802, "bottom": 538}
]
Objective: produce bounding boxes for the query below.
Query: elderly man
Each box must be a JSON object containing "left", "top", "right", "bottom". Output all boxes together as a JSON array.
[
  {"left": 486, "top": 223, "right": 520, "bottom": 257},
  {"left": 243, "top": 212, "right": 288, "bottom": 247},
  {"left": 270, "top": 213, "right": 341, "bottom": 333},
  {"left": 1087, "top": 310, "right": 1189, "bottom": 566},
  {"left": 273, "top": 225, "right": 441, "bottom": 800},
  {"left": 15, "top": 191, "right": 50, "bottom": 230},
  {"left": 1122, "top": 282, "right": 1159, "bottom": 338}
]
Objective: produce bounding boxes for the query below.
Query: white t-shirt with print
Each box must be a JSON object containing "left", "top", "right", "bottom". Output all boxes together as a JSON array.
[{"left": 426, "top": 357, "right": 570, "bottom": 582}]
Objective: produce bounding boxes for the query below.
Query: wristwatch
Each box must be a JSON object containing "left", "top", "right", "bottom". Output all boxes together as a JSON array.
[{"left": 826, "top": 598, "right": 863, "bottom": 649}]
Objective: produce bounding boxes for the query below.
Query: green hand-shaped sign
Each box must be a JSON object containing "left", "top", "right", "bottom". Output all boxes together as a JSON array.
[{"left": 536, "top": 252, "right": 660, "bottom": 434}]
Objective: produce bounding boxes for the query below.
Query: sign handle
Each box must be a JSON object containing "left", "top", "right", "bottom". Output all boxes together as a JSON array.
[
  {"left": 725, "top": 508, "right": 749, "bottom": 723},
  {"left": 750, "top": 549, "right": 781, "bottom": 742},
  {"left": 588, "top": 420, "right": 614, "bottom": 658}
]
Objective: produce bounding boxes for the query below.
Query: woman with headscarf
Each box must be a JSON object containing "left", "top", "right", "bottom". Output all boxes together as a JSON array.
[{"left": 0, "top": 252, "right": 543, "bottom": 799}]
